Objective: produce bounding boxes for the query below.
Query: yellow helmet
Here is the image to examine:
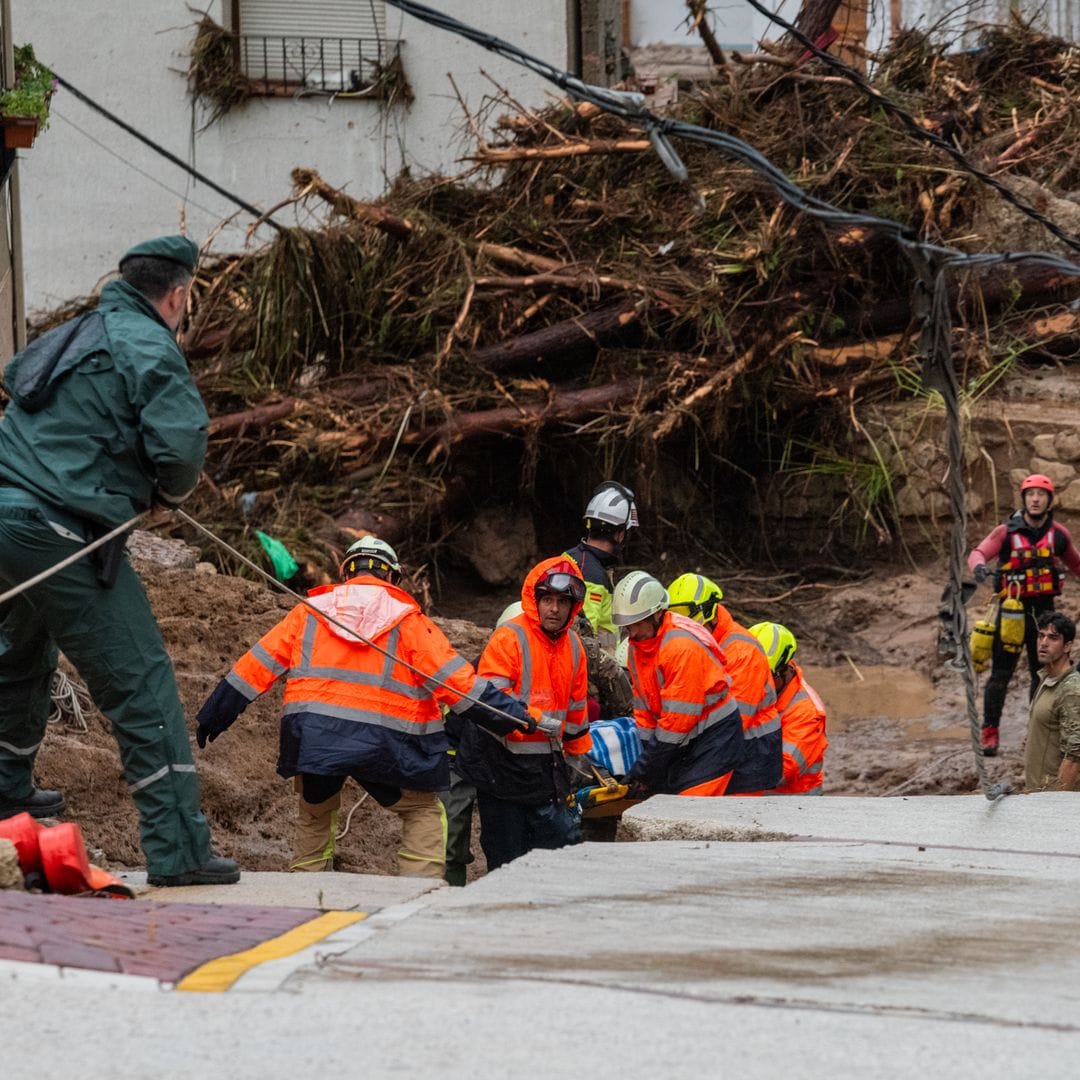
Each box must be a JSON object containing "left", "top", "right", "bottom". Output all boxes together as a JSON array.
[
  {"left": 749, "top": 622, "right": 797, "bottom": 672},
  {"left": 666, "top": 573, "right": 723, "bottom": 625}
]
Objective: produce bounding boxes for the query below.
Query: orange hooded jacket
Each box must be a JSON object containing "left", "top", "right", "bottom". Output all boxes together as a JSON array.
[
  {"left": 626, "top": 611, "right": 746, "bottom": 796},
  {"left": 456, "top": 557, "right": 591, "bottom": 804},
  {"left": 227, "top": 573, "right": 487, "bottom": 791},
  {"left": 766, "top": 662, "right": 827, "bottom": 795},
  {"left": 712, "top": 604, "right": 783, "bottom": 794}
]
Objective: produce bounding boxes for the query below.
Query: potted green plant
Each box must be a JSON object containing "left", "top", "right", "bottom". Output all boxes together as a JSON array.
[{"left": 0, "top": 45, "right": 56, "bottom": 149}]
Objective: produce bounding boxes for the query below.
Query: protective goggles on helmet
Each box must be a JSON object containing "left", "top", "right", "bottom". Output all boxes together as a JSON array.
[
  {"left": 535, "top": 571, "right": 586, "bottom": 603},
  {"left": 668, "top": 595, "right": 720, "bottom": 623}
]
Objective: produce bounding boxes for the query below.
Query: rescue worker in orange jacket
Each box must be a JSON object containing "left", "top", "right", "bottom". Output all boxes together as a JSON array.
[
  {"left": 613, "top": 572, "right": 746, "bottom": 797},
  {"left": 195, "top": 536, "right": 535, "bottom": 877},
  {"left": 666, "top": 573, "right": 782, "bottom": 793},
  {"left": 968, "top": 473, "right": 1080, "bottom": 756},
  {"left": 454, "top": 557, "right": 592, "bottom": 870},
  {"left": 749, "top": 623, "right": 827, "bottom": 795}
]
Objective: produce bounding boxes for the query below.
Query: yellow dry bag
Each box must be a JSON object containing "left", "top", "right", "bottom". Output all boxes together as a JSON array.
[
  {"left": 999, "top": 584, "right": 1026, "bottom": 654},
  {"left": 969, "top": 605, "right": 995, "bottom": 672}
]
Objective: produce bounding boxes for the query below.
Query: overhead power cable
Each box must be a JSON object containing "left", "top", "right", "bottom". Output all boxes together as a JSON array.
[
  {"left": 52, "top": 110, "right": 225, "bottom": 223},
  {"left": 736, "top": 0, "right": 1080, "bottom": 256},
  {"left": 51, "top": 73, "right": 286, "bottom": 235}
]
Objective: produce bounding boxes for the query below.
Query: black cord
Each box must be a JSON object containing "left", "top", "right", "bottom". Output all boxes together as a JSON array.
[
  {"left": 52, "top": 73, "right": 287, "bottom": 235},
  {"left": 736, "top": 0, "right": 1080, "bottom": 256},
  {"left": 382, "top": 0, "right": 1080, "bottom": 281}
]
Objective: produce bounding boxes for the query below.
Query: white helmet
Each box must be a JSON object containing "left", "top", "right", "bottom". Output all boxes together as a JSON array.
[
  {"left": 340, "top": 535, "right": 401, "bottom": 579},
  {"left": 612, "top": 571, "right": 668, "bottom": 627},
  {"left": 584, "top": 481, "right": 638, "bottom": 532},
  {"left": 496, "top": 600, "right": 524, "bottom": 627},
  {"left": 614, "top": 637, "right": 630, "bottom": 669}
]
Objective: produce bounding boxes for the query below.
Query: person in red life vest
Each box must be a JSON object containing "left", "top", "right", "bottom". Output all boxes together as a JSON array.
[
  {"left": 748, "top": 622, "right": 827, "bottom": 795},
  {"left": 968, "top": 473, "right": 1080, "bottom": 757},
  {"left": 613, "top": 571, "right": 746, "bottom": 798},
  {"left": 665, "top": 573, "right": 782, "bottom": 794},
  {"left": 194, "top": 536, "right": 535, "bottom": 877},
  {"left": 454, "top": 558, "right": 592, "bottom": 870}
]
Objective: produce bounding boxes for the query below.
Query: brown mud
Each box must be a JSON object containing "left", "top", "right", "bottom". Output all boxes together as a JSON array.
[{"left": 33, "top": 543, "right": 1028, "bottom": 879}]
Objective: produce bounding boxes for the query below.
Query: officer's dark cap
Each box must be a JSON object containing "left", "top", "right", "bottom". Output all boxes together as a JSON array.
[{"left": 118, "top": 235, "right": 199, "bottom": 274}]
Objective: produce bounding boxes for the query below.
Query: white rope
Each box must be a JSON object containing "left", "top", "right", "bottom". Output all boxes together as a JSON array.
[
  {"left": 0, "top": 512, "right": 146, "bottom": 606},
  {"left": 48, "top": 670, "right": 92, "bottom": 733},
  {"left": 335, "top": 792, "right": 370, "bottom": 840}
]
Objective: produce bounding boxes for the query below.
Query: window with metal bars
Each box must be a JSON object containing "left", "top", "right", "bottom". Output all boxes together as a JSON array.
[{"left": 231, "top": 0, "right": 404, "bottom": 98}]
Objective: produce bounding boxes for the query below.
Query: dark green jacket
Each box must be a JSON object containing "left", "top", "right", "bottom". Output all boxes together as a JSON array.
[{"left": 0, "top": 280, "right": 207, "bottom": 526}]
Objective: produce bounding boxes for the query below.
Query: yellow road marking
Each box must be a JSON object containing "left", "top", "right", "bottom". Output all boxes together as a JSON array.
[{"left": 177, "top": 911, "right": 366, "bottom": 993}]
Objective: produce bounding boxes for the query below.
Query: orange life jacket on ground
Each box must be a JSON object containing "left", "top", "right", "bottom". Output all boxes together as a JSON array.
[
  {"left": 0, "top": 813, "right": 133, "bottom": 897},
  {"left": 627, "top": 612, "right": 745, "bottom": 796},
  {"left": 766, "top": 662, "right": 827, "bottom": 796}
]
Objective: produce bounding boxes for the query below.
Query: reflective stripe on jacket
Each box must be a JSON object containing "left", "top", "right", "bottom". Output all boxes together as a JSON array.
[
  {"left": 227, "top": 574, "right": 482, "bottom": 791},
  {"left": 712, "top": 605, "right": 783, "bottom": 794},
  {"left": 765, "top": 663, "right": 827, "bottom": 795},
  {"left": 457, "top": 557, "right": 591, "bottom": 804},
  {"left": 626, "top": 611, "right": 746, "bottom": 795}
]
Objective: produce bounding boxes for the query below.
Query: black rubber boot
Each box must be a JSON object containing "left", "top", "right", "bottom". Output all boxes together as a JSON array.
[
  {"left": 148, "top": 855, "right": 241, "bottom": 887},
  {"left": 0, "top": 787, "right": 66, "bottom": 820}
]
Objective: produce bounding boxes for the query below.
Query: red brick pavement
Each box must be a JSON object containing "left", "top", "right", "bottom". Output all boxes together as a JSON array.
[{"left": 0, "top": 892, "right": 322, "bottom": 983}]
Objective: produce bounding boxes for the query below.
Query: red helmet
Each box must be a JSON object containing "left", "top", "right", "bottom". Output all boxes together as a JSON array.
[{"left": 1020, "top": 473, "right": 1055, "bottom": 499}]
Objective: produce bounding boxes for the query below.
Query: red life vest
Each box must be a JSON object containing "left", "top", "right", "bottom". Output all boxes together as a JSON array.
[{"left": 1001, "top": 524, "right": 1063, "bottom": 599}]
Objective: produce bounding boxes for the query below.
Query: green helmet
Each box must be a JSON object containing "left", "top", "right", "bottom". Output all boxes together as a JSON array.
[{"left": 748, "top": 622, "right": 798, "bottom": 672}]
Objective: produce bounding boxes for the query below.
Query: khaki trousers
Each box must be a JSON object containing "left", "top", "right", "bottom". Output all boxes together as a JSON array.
[{"left": 290, "top": 777, "right": 446, "bottom": 877}]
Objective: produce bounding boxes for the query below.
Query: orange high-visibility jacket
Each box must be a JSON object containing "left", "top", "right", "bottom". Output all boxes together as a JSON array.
[
  {"left": 766, "top": 662, "right": 827, "bottom": 796},
  {"left": 626, "top": 612, "right": 746, "bottom": 796},
  {"left": 226, "top": 574, "right": 484, "bottom": 791},
  {"left": 458, "top": 557, "right": 591, "bottom": 804},
  {"left": 712, "top": 605, "right": 783, "bottom": 794}
]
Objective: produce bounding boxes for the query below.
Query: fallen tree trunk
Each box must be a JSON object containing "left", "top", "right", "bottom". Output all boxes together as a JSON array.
[
  {"left": 417, "top": 378, "right": 656, "bottom": 446},
  {"left": 855, "top": 262, "right": 1080, "bottom": 340},
  {"left": 294, "top": 166, "right": 566, "bottom": 274},
  {"left": 469, "top": 301, "right": 645, "bottom": 372},
  {"left": 208, "top": 379, "right": 391, "bottom": 436},
  {"left": 469, "top": 139, "right": 651, "bottom": 164},
  {"left": 292, "top": 167, "right": 414, "bottom": 241}
]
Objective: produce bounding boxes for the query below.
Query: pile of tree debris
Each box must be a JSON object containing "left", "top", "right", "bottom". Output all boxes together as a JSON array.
[{"left": 32, "top": 18, "right": 1080, "bottom": 581}]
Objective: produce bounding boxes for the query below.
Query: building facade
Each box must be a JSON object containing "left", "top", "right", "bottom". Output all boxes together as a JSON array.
[{"left": 13, "top": 0, "right": 621, "bottom": 310}]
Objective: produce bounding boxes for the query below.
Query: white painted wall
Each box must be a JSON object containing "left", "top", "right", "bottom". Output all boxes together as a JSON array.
[
  {"left": 12, "top": 0, "right": 570, "bottom": 310},
  {"left": 901, "top": 0, "right": 1079, "bottom": 41},
  {"left": 628, "top": 0, "right": 801, "bottom": 49}
]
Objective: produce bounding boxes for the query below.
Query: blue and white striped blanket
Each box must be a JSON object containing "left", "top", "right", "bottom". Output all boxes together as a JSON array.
[{"left": 586, "top": 716, "right": 641, "bottom": 778}]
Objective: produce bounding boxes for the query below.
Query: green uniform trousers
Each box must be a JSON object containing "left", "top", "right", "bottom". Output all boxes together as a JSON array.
[{"left": 0, "top": 491, "right": 212, "bottom": 876}]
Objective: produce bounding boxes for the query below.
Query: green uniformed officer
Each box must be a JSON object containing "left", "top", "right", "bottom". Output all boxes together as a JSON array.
[{"left": 0, "top": 235, "right": 239, "bottom": 886}]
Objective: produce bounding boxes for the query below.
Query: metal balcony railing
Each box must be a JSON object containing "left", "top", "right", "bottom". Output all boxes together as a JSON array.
[{"left": 239, "top": 35, "right": 404, "bottom": 95}]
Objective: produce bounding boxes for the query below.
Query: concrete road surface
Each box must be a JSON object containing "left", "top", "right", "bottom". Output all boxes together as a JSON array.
[{"left": 3, "top": 794, "right": 1079, "bottom": 1078}]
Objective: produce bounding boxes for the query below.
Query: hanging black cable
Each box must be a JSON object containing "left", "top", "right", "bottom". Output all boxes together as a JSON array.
[
  {"left": 52, "top": 73, "right": 287, "bottom": 235},
  {"left": 735, "top": 0, "right": 1080, "bottom": 256}
]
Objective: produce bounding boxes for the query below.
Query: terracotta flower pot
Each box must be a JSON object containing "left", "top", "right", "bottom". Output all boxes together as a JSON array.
[{"left": 2, "top": 116, "right": 39, "bottom": 149}]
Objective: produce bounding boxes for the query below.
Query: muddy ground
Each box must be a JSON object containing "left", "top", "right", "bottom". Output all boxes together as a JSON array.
[{"left": 34, "top": 537, "right": 1029, "bottom": 879}]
